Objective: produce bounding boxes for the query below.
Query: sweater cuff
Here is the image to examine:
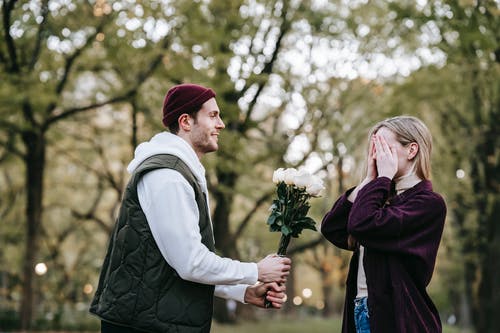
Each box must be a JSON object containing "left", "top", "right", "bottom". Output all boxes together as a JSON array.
[
  {"left": 243, "top": 262, "right": 259, "bottom": 285},
  {"left": 234, "top": 284, "right": 251, "bottom": 303},
  {"left": 214, "top": 284, "right": 250, "bottom": 303}
]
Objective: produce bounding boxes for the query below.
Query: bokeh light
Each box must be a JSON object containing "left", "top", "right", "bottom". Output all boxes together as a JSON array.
[
  {"left": 83, "top": 283, "right": 94, "bottom": 295},
  {"left": 293, "top": 296, "right": 303, "bottom": 306},
  {"left": 456, "top": 169, "right": 465, "bottom": 179},
  {"left": 34, "top": 263, "right": 47, "bottom": 276}
]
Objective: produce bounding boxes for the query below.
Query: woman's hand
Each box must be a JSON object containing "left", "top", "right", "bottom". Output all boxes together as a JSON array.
[
  {"left": 365, "top": 135, "right": 378, "bottom": 181},
  {"left": 373, "top": 134, "right": 398, "bottom": 179},
  {"left": 347, "top": 137, "right": 378, "bottom": 203}
]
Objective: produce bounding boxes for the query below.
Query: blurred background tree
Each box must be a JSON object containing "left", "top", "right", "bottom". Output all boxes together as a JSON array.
[{"left": 0, "top": 0, "right": 498, "bottom": 332}]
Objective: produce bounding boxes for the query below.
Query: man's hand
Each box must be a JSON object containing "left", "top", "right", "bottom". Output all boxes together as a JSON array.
[
  {"left": 245, "top": 282, "right": 287, "bottom": 309},
  {"left": 257, "top": 255, "right": 291, "bottom": 283}
]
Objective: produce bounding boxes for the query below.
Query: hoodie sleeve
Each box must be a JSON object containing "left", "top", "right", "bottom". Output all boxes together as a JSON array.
[
  {"left": 214, "top": 284, "right": 249, "bottom": 303},
  {"left": 138, "top": 168, "right": 258, "bottom": 287}
]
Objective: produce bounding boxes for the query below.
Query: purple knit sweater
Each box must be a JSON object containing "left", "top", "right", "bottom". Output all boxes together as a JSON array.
[{"left": 321, "top": 177, "right": 446, "bottom": 333}]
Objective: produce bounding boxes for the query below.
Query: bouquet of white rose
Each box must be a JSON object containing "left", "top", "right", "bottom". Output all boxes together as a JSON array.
[
  {"left": 264, "top": 168, "right": 324, "bottom": 308},
  {"left": 267, "top": 168, "right": 325, "bottom": 256}
]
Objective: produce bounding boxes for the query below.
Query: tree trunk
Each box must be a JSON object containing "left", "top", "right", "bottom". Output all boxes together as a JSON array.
[
  {"left": 472, "top": 130, "right": 500, "bottom": 333},
  {"left": 211, "top": 169, "right": 239, "bottom": 322},
  {"left": 321, "top": 280, "right": 334, "bottom": 317},
  {"left": 212, "top": 170, "right": 239, "bottom": 259},
  {"left": 19, "top": 130, "right": 45, "bottom": 329},
  {"left": 468, "top": 69, "right": 500, "bottom": 333},
  {"left": 458, "top": 291, "right": 472, "bottom": 328}
]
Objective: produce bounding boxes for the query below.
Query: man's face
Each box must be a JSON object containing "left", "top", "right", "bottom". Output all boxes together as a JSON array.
[{"left": 189, "top": 98, "right": 225, "bottom": 155}]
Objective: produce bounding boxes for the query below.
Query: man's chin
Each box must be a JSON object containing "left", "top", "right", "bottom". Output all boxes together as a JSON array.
[{"left": 205, "top": 144, "right": 218, "bottom": 153}]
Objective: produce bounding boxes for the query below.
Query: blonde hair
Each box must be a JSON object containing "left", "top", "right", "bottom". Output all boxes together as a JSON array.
[{"left": 368, "top": 116, "right": 433, "bottom": 180}]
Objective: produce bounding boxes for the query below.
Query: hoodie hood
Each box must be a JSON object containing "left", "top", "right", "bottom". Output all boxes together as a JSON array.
[{"left": 127, "top": 132, "right": 208, "bottom": 193}]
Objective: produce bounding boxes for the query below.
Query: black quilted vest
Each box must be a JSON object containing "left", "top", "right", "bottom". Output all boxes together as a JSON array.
[{"left": 90, "top": 154, "right": 215, "bottom": 333}]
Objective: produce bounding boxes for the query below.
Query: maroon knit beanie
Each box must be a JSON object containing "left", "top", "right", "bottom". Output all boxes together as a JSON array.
[{"left": 162, "top": 83, "right": 216, "bottom": 127}]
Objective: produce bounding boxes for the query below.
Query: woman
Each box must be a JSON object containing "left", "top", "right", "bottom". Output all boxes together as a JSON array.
[{"left": 321, "top": 116, "right": 446, "bottom": 333}]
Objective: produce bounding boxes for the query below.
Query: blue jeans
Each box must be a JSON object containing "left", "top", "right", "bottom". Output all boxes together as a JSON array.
[{"left": 354, "top": 297, "right": 371, "bottom": 333}]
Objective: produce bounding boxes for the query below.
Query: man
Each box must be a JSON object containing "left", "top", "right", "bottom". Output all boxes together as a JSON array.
[{"left": 90, "top": 83, "right": 291, "bottom": 333}]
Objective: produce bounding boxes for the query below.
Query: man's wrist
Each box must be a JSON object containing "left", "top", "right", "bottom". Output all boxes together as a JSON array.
[{"left": 244, "top": 286, "right": 255, "bottom": 304}]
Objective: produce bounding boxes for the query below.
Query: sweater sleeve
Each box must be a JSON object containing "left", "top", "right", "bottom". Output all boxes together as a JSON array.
[
  {"left": 214, "top": 284, "right": 249, "bottom": 303},
  {"left": 347, "top": 177, "right": 446, "bottom": 256},
  {"left": 138, "top": 168, "right": 258, "bottom": 286},
  {"left": 320, "top": 188, "right": 355, "bottom": 251}
]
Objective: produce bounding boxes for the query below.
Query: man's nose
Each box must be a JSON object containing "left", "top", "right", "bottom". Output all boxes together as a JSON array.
[{"left": 218, "top": 118, "right": 225, "bottom": 129}]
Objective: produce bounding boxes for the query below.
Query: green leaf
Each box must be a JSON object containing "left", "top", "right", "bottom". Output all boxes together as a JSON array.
[
  {"left": 293, "top": 217, "right": 316, "bottom": 226},
  {"left": 277, "top": 182, "right": 287, "bottom": 199},
  {"left": 281, "top": 225, "right": 292, "bottom": 236},
  {"left": 267, "top": 214, "right": 277, "bottom": 226}
]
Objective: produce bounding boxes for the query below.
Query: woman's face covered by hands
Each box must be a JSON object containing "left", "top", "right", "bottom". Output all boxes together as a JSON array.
[{"left": 371, "top": 127, "right": 418, "bottom": 179}]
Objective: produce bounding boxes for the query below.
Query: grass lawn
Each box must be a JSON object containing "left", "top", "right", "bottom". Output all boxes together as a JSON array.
[
  {"left": 5, "top": 317, "right": 471, "bottom": 333},
  {"left": 212, "top": 317, "right": 471, "bottom": 333}
]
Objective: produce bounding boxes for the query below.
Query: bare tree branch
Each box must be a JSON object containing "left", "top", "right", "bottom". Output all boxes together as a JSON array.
[
  {"left": 241, "top": 3, "right": 291, "bottom": 132},
  {"left": 49, "top": 129, "right": 126, "bottom": 233},
  {"left": 50, "top": 133, "right": 125, "bottom": 195},
  {"left": 0, "top": 117, "right": 21, "bottom": 133},
  {"left": 55, "top": 20, "right": 110, "bottom": 97},
  {"left": 71, "top": 209, "right": 112, "bottom": 234},
  {"left": 0, "top": 128, "right": 24, "bottom": 158},
  {"left": 2, "top": 0, "right": 20, "bottom": 72},
  {"left": 287, "top": 236, "right": 324, "bottom": 256},
  {"left": 45, "top": 89, "right": 136, "bottom": 126},
  {"left": 94, "top": 140, "right": 125, "bottom": 194},
  {"left": 22, "top": 99, "right": 37, "bottom": 127},
  {"left": 28, "top": 0, "right": 49, "bottom": 70},
  {"left": 233, "top": 190, "right": 274, "bottom": 241},
  {"left": 43, "top": 14, "right": 117, "bottom": 118},
  {"left": 71, "top": 180, "right": 112, "bottom": 234},
  {"left": 45, "top": 29, "right": 175, "bottom": 128},
  {"left": 0, "top": 170, "right": 22, "bottom": 219}
]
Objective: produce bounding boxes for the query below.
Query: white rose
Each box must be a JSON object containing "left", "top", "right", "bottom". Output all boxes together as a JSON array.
[
  {"left": 306, "top": 178, "right": 325, "bottom": 197},
  {"left": 272, "top": 168, "right": 285, "bottom": 184},
  {"left": 283, "top": 168, "right": 298, "bottom": 185},
  {"left": 293, "top": 171, "right": 313, "bottom": 189}
]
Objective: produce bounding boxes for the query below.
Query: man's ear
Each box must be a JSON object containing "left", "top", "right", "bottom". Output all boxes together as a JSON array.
[
  {"left": 178, "top": 114, "right": 192, "bottom": 131},
  {"left": 408, "top": 142, "right": 419, "bottom": 160}
]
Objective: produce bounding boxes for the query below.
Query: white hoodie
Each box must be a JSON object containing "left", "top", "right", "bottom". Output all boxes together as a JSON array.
[{"left": 127, "top": 132, "right": 258, "bottom": 302}]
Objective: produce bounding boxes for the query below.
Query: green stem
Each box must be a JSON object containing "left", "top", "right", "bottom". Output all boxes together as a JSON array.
[
  {"left": 265, "top": 233, "right": 291, "bottom": 309},
  {"left": 277, "top": 233, "right": 291, "bottom": 256}
]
